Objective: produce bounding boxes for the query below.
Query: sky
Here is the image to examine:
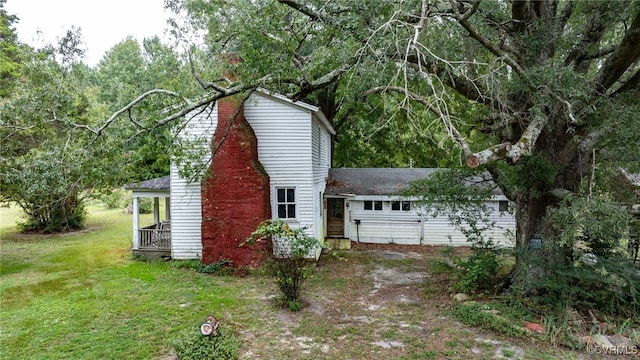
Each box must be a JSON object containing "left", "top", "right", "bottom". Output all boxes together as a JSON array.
[{"left": 5, "top": 0, "right": 172, "bottom": 66}]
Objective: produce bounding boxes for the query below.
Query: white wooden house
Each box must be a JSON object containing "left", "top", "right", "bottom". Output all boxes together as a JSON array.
[
  {"left": 126, "top": 92, "right": 515, "bottom": 262},
  {"left": 129, "top": 90, "right": 334, "bottom": 262}
]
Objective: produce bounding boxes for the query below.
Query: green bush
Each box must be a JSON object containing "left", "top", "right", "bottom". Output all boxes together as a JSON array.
[
  {"left": 17, "top": 200, "right": 86, "bottom": 233},
  {"left": 100, "top": 188, "right": 127, "bottom": 209},
  {"left": 171, "top": 327, "right": 240, "bottom": 360},
  {"left": 246, "top": 219, "right": 322, "bottom": 310},
  {"left": 442, "top": 246, "right": 505, "bottom": 294},
  {"left": 138, "top": 198, "right": 153, "bottom": 214},
  {"left": 519, "top": 196, "right": 640, "bottom": 317},
  {"left": 174, "top": 259, "right": 234, "bottom": 275}
]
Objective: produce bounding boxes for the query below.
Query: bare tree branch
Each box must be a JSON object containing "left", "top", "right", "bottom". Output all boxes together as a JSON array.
[
  {"left": 91, "top": 89, "right": 192, "bottom": 142},
  {"left": 277, "top": 0, "right": 334, "bottom": 23},
  {"left": 363, "top": 85, "right": 474, "bottom": 158}
]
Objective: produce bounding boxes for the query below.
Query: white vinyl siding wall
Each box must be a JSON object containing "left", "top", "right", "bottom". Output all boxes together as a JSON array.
[
  {"left": 348, "top": 196, "right": 515, "bottom": 246},
  {"left": 170, "top": 107, "right": 217, "bottom": 259}
]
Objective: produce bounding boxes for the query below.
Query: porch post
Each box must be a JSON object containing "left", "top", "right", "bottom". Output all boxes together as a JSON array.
[
  {"left": 153, "top": 197, "right": 160, "bottom": 225},
  {"left": 165, "top": 197, "right": 171, "bottom": 220},
  {"left": 132, "top": 196, "right": 140, "bottom": 249}
]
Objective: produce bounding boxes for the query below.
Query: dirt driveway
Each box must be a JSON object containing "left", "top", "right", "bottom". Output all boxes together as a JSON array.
[{"left": 230, "top": 243, "right": 620, "bottom": 359}]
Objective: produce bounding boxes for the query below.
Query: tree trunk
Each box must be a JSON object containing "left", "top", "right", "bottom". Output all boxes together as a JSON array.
[{"left": 509, "top": 192, "right": 556, "bottom": 288}]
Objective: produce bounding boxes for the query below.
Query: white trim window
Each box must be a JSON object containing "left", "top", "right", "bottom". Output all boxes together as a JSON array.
[
  {"left": 391, "top": 201, "right": 411, "bottom": 211},
  {"left": 364, "top": 200, "right": 383, "bottom": 211},
  {"left": 277, "top": 187, "right": 296, "bottom": 219}
]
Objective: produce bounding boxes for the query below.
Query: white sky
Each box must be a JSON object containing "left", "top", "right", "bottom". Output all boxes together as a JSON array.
[{"left": 5, "top": 0, "right": 172, "bottom": 66}]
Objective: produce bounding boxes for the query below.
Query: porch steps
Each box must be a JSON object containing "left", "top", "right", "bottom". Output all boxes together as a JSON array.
[{"left": 324, "top": 238, "right": 351, "bottom": 250}]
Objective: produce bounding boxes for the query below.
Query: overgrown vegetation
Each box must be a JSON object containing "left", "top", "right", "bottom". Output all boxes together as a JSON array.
[
  {"left": 515, "top": 195, "right": 640, "bottom": 318},
  {"left": 447, "top": 303, "right": 527, "bottom": 338},
  {"left": 174, "top": 258, "right": 235, "bottom": 275},
  {"left": 171, "top": 327, "right": 240, "bottom": 360},
  {"left": 245, "top": 219, "right": 322, "bottom": 311},
  {"left": 443, "top": 247, "right": 505, "bottom": 294},
  {"left": 405, "top": 168, "right": 511, "bottom": 294}
]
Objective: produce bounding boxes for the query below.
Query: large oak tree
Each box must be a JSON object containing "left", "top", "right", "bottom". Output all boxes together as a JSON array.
[{"left": 151, "top": 0, "right": 640, "bottom": 248}]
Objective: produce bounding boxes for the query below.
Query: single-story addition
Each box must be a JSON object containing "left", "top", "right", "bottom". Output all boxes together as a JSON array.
[
  {"left": 324, "top": 168, "right": 515, "bottom": 247},
  {"left": 125, "top": 90, "right": 515, "bottom": 264}
]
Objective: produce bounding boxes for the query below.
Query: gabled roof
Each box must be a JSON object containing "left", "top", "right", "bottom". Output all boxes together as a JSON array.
[
  {"left": 326, "top": 168, "right": 438, "bottom": 195},
  {"left": 123, "top": 175, "right": 170, "bottom": 191},
  {"left": 254, "top": 89, "right": 336, "bottom": 135},
  {"left": 325, "top": 168, "right": 504, "bottom": 196}
]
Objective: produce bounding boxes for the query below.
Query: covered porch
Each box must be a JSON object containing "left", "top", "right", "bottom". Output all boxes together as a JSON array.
[{"left": 124, "top": 176, "right": 171, "bottom": 258}]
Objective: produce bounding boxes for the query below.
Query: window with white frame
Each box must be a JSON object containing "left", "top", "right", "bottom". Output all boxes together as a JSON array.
[
  {"left": 364, "top": 200, "right": 383, "bottom": 211},
  {"left": 277, "top": 188, "right": 296, "bottom": 219},
  {"left": 391, "top": 201, "right": 411, "bottom": 211},
  {"left": 498, "top": 200, "right": 509, "bottom": 213}
]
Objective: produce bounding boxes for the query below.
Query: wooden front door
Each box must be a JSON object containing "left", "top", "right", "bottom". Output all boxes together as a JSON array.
[{"left": 327, "top": 198, "right": 345, "bottom": 238}]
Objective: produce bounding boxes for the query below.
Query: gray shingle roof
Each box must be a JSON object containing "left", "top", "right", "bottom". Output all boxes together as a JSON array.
[
  {"left": 326, "top": 168, "right": 438, "bottom": 195},
  {"left": 123, "top": 175, "right": 170, "bottom": 191}
]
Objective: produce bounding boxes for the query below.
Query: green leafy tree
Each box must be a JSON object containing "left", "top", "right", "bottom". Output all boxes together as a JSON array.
[
  {"left": 94, "top": 36, "right": 201, "bottom": 181},
  {"left": 0, "top": 0, "right": 22, "bottom": 98},
  {"left": 1, "top": 29, "right": 117, "bottom": 231}
]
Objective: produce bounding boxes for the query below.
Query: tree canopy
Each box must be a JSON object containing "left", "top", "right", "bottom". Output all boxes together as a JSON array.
[
  {"left": 153, "top": 0, "right": 640, "bottom": 243},
  {"left": 0, "top": 3, "right": 194, "bottom": 231}
]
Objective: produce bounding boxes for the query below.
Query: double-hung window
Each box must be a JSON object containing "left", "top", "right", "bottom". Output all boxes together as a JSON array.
[{"left": 277, "top": 188, "right": 296, "bottom": 219}]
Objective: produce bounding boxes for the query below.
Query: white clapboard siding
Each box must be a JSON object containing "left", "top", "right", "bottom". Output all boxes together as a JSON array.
[
  {"left": 170, "top": 92, "right": 332, "bottom": 259},
  {"left": 311, "top": 122, "right": 332, "bottom": 241},
  {"left": 244, "top": 93, "right": 316, "bottom": 237},
  {"left": 348, "top": 198, "right": 515, "bottom": 246},
  {"left": 170, "top": 106, "right": 217, "bottom": 259}
]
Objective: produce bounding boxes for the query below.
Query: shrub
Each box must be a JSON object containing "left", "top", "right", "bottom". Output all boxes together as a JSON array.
[
  {"left": 99, "top": 188, "right": 127, "bottom": 209},
  {"left": 448, "top": 247, "right": 504, "bottom": 294},
  {"left": 17, "top": 198, "right": 86, "bottom": 233},
  {"left": 171, "top": 327, "right": 240, "bottom": 360},
  {"left": 245, "top": 219, "right": 322, "bottom": 310},
  {"left": 518, "top": 196, "right": 640, "bottom": 317},
  {"left": 137, "top": 198, "right": 153, "bottom": 214}
]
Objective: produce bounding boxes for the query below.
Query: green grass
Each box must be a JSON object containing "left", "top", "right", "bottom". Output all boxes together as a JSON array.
[
  {"left": 0, "top": 205, "right": 243, "bottom": 360},
  {"left": 1, "top": 205, "right": 601, "bottom": 360}
]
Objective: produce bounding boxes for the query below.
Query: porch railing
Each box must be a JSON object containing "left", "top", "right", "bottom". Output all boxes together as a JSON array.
[{"left": 138, "top": 224, "right": 171, "bottom": 250}]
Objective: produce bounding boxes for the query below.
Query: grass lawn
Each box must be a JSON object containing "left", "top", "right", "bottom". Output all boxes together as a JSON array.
[
  {"left": 1, "top": 205, "right": 241, "bottom": 359},
  {"left": 1, "top": 205, "right": 594, "bottom": 359}
]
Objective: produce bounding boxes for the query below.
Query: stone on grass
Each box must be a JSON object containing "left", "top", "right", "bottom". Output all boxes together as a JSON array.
[{"left": 452, "top": 293, "right": 470, "bottom": 301}]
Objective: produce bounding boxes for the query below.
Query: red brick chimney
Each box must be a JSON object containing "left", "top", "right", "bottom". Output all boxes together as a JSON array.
[{"left": 200, "top": 65, "right": 271, "bottom": 267}]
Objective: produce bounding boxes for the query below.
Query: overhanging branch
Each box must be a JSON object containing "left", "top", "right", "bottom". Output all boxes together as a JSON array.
[{"left": 363, "top": 85, "right": 474, "bottom": 158}]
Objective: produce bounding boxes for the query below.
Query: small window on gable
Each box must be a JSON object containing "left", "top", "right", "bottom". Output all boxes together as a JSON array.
[
  {"left": 277, "top": 188, "right": 296, "bottom": 219},
  {"left": 364, "top": 200, "right": 382, "bottom": 211},
  {"left": 499, "top": 200, "right": 509, "bottom": 213}
]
